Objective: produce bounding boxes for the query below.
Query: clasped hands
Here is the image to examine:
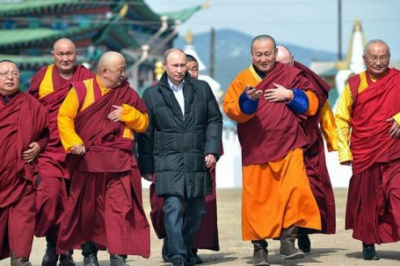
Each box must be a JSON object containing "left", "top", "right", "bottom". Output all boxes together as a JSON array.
[{"left": 245, "top": 83, "right": 293, "bottom": 102}]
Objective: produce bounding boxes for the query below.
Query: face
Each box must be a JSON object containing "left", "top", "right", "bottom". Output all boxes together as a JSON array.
[
  {"left": 251, "top": 39, "right": 277, "bottom": 73},
  {"left": 52, "top": 40, "right": 77, "bottom": 75},
  {"left": 164, "top": 51, "right": 187, "bottom": 85},
  {"left": 363, "top": 42, "right": 390, "bottom": 79},
  {"left": 0, "top": 62, "right": 20, "bottom": 96},
  {"left": 187, "top": 61, "right": 199, "bottom": 79},
  {"left": 104, "top": 56, "right": 126, "bottom": 88}
]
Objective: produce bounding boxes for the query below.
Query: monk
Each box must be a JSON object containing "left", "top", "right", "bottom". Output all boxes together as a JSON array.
[
  {"left": 0, "top": 60, "right": 49, "bottom": 266},
  {"left": 57, "top": 51, "right": 150, "bottom": 266},
  {"left": 150, "top": 54, "right": 220, "bottom": 265},
  {"left": 276, "top": 45, "right": 337, "bottom": 253},
  {"left": 223, "top": 35, "right": 321, "bottom": 266},
  {"left": 335, "top": 39, "right": 400, "bottom": 260},
  {"left": 29, "top": 38, "right": 94, "bottom": 266}
]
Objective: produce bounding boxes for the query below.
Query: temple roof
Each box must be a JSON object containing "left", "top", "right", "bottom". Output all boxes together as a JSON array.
[{"left": 0, "top": 0, "right": 112, "bottom": 17}]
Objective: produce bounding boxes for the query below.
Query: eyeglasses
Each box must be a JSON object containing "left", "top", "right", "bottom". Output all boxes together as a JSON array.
[
  {"left": 0, "top": 71, "right": 20, "bottom": 79},
  {"left": 366, "top": 55, "right": 389, "bottom": 64}
]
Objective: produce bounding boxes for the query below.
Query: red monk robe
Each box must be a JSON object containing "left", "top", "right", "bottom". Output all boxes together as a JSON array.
[
  {"left": 56, "top": 78, "right": 150, "bottom": 257},
  {"left": 29, "top": 64, "right": 94, "bottom": 241},
  {"left": 0, "top": 91, "right": 48, "bottom": 260},
  {"left": 294, "top": 61, "right": 336, "bottom": 234},
  {"left": 223, "top": 62, "right": 321, "bottom": 240},
  {"left": 336, "top": 68, "right": 400, "bottom": 244}
]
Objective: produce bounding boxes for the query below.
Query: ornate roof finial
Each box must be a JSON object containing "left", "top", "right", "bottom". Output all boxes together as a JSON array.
[
  {"left": 203, "top": 1, "right": 212, "bottom": 9},
  {"left": 185, "top": 30, "right": 194, "bottom": 45},
  {"left": 354, "top": 17, "right": 362, "bottom": 31}
]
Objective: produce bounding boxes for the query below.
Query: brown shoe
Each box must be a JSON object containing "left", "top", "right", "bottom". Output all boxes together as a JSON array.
[
  {"left": 10, "top": 253, "right": 32, "bottom": 266},
  {"left": 280, "top": 226, "right": 305, "bottom": 260},
  {"left": 253, "top": 248, "right": 269, "bottom": 266}
]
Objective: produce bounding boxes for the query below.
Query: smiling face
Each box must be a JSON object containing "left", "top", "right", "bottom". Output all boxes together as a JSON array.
[
  {"left": 0, "top": 61, "right": 20, "bottom": 96},
  {"left": 251, "top": 38, "right": 277, "bottom": 73},
  {"left": 363, "top": 41, "right": 390, "bottom": 80}
]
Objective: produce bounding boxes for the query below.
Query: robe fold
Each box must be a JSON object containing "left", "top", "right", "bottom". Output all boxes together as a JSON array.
[
  {"left": 223, "top": 64, "right": 321, "bottom": 240},
  {"left": 57, "top": 79, "right": 150, "bottom": 257},
  {"left": 29, "top": 64, "right": 94, "bottom": 240},
  {"left": 0, "top": 92, "right": 48, "bottom": 259},
  {"left": 294, "top": 61, "right": 336, "bottom": 234}
]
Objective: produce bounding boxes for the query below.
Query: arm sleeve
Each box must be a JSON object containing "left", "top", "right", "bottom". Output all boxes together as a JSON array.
[
  {"left": 57, "top": 88, "right": 84, "bottom": 153},
  {"left": 204, "top": 84, "right": 223, "bottom": 160},
  {"left": 223, "top": 74, "right": 256, "bottom": 123},
  {"left": 335, "top": 84, "right": 353, "bottom": 163},
  {"left": 120, "top": 104, "right": 149, "bottom": 133},
  {"left": 320, "top": 101, "right": 337, "bottom": 151},
  {"left": 286, "top": 89, "right": 319, "bottom": 116},
  {"left": 137, "top": 91, "right": 155, "bottom": 175}
]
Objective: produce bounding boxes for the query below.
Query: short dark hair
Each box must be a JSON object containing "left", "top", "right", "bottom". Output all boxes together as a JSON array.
[
  {"left": 251, "top": 35, "right": 276, "bottom": 53},
  {"left": 186, "top": 54, "right": 198, "bottom": 63}
]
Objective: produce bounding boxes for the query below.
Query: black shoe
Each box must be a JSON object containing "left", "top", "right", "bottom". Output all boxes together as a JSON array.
[
  {"left": 191, "top": 249, "right": 203, "bottom": 265},
  {"left": 110, "top": 254, "right": 129, "bottom": 266},
  {"left": 362, "top": 243, "right": 379, "bottom": 260},
  {"left": 298, "top": 234, "right": 311, "bottom": 253},
  {"left": 83, "top": 254, "right": 99, "bottom": 266},
  {"left": 171, "top": 257, "right": 185, "bottom": 266},
  {"left": 42, "top": 240, "right": 59, "bottom": 266},
  {"left": 59, "top": 250, "right": 75, "bottom": 266}
]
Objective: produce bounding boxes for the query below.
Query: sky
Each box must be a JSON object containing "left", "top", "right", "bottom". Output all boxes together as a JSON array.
[{"left": 145, "top": 0, "right": 400, "bottom": 60}]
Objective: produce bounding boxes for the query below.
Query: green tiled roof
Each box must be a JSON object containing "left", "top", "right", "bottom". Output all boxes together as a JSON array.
[
  {"left": 159, "top": 5, "right": 203, "bottom": 22},
  {"left": 0, "top": 0, "right": 103, "bottom": 16},
  {"left": 0, "top": 23, "right": 107, "bottom": 49}
]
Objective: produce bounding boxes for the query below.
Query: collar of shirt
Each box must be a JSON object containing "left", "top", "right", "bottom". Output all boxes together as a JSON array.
[
  {"left": 167, "top": 78, "right": 185, "bottom": 92},
  {"left": 1, "top": 91, "right": 18, "bottom": 104}
]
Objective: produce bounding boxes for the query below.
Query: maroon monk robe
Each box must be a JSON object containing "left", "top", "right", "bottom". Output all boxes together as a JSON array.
[
  {"left": 238, "top": 62, "right": 316, "bottom": 166},
  {"left": 345, "top": 68, "right": 400, "bottom": 244},
  {"left": 29, "top": 65, "right": 94, "bottom": 240},
  {"left": 293, "top": 61, "right": 336, "bottom": 234},
  {"left": 57, "top": 80, "right": 150, "bottom": 257},
  {"left": 0, "top": 92, "right": 48, "bottom": 259}
]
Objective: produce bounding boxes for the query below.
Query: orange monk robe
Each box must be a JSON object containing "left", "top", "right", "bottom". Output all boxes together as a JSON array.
[
  {"left": 223, "top": 65, "right": 321, "bottom": 240},
  {"left": 57, "top": 77, "right": 150, "bottom": 256}
]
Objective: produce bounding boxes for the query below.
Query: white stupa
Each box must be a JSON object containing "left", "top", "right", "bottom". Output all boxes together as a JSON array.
[
  {"left": 183, "top": 30, "right": 222, "bottom": 100},
  {"left": 335, "top": 18, "right": 366, "bottom": 105}
]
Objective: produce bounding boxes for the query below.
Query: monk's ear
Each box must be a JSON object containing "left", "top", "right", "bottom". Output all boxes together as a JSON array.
[{"left": 101, "top": 66, "right": 108, "bottom": 76}]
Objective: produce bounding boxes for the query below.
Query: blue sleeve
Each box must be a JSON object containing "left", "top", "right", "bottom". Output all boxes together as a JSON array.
[
  {"left": 239, "top": 90, "right": 259, "bottom": 115},
  {"left": 286, "top": 89, "right": 309, "bottom": 114}
]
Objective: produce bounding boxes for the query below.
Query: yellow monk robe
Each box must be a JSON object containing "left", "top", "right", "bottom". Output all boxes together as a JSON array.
[
  {"left": 320, "top": 101, "right": 337, "bottom": 151},
  {"left": 223, "top": 65, "right": 321, "bottom": 240},
  {"left": 58, "top": 76, "right": 148, "bottom": 152},
  {"left": 335, "top": 71, "right": 400, "bottom": 163}
]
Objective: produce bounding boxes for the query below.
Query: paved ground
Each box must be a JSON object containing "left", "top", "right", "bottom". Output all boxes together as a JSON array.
[{"left": 1, "top": 188, "right": 400, "bottom": 266}]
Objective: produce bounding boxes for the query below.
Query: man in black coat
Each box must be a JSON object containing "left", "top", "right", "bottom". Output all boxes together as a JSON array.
[{"left": 138, "top": 48, "right": 222, "bottom": 266}]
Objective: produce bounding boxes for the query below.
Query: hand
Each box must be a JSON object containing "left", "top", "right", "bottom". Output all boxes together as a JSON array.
[
  {"left": 108, "top": 105, "right": 123, "bottom": 122},
  {"left": 71, "top": 144, "right": 86, "bottom": 155},
  {"left": 22, "top": 142, "right": 41, "bottom": 163},
  {"left": 205, "top": 154, "right": 216, "bottom": 168},
  {"left": 245, "top": 86, "right": 262, "bottom": 100},
  {"left": 387, "top": 117, "right": 400, "bottom": 138},
  {"left": 264, "top": 83, "right": 293, "bottom": 102},
  {"left": 143, "top": 174, "right": 153, "bottom": 181}
]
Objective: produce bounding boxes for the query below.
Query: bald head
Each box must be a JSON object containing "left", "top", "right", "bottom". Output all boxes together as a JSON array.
[
  {"left": 52, "top": 38, "right": 77, "bottom": 77},
  {"left": 276, "top": 45, "right": 294, "bottom": 66},
  {"left": 97, "top": 51, "right": 126, "bottom": 89}
]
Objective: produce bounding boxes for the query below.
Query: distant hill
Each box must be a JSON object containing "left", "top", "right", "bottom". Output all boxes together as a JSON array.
[{"left": 174, "top": 29, "right": 337, "bottom": 91}]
